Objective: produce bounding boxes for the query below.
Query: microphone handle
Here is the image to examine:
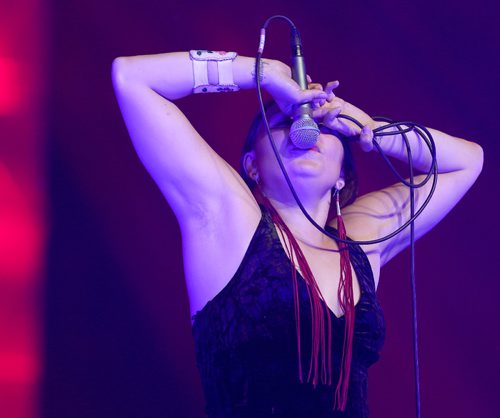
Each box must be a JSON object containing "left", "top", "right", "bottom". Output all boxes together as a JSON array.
[
  {"left": 292, "top": 54, "right": 307, "bottom": 89},
  {"left": 291, "top": 54, "right": 312, "bottom": 117}
]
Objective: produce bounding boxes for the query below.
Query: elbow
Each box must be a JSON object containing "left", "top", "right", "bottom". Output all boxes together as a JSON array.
[
  {"left": 111, "top": 56, "right": 133, "bottom": 90},
  {"left": 460, "top": 140, "right": 484, "bottom": 184},
  {"left": 470, "top": 141, "right": 484, "bottom": 176}
]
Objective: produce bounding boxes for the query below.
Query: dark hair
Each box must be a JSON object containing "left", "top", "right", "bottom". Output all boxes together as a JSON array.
[{"left": 239, "top": 101, "right": 358, "bottom": 208}]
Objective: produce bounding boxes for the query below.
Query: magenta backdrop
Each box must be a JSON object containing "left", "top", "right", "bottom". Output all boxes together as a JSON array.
[{"left": 43, "top": 1, "right": 499, "bottom": 417}]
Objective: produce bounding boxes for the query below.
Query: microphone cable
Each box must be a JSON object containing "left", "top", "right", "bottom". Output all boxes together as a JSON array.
[{"left": 255, "top": 14, "right": 438, "bottom": 418}]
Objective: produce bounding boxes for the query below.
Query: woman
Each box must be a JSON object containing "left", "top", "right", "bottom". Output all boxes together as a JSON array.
[{"left": 112, "top": 51, "right": 483, "bottom": 417}]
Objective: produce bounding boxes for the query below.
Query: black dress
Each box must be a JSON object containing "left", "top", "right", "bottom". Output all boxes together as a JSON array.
[{"left": 192, "top": 206, "right": 386, "bottom": 417}]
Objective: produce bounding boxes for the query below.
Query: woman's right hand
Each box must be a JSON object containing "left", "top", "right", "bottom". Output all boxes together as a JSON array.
[{"left": 261, "top": 59, "right": 327, "bottom": 116}]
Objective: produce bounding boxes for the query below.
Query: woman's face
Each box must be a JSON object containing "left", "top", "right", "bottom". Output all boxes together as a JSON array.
[{"left": 246, "top": 111, "right": 345, "bottom": 197}]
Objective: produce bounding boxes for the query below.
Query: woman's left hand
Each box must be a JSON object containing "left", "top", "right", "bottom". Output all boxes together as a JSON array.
[{"left": 309, "top": 81, "right": 376, "bottom": 152}]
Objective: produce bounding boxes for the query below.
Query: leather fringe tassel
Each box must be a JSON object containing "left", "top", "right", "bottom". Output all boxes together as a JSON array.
[
  {"left": 259, "top": 193, "right": 355, "bottom": 411},
  {"left": 333, "top": 190, "right": 355, "bottom": 411},
  {"left": 262, "top": 196, "right": 332, "bottom": 387},
  {"left": 259, "top": 191, "right": 355, "bottom": 411}
]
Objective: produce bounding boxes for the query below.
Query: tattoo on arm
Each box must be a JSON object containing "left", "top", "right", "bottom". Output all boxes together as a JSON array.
[{"left": 251, "top": 60, "right": 269, "bottom": 84}]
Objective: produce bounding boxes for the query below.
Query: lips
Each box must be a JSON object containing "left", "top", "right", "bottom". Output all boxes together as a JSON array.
[{"left": 289, "top": 144, "right": 321, "bottom": 154}]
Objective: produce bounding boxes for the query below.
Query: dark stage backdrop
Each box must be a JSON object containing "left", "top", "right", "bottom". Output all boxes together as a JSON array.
[{"left": 42, "top": 1, "right": 499, "bottom": 417}]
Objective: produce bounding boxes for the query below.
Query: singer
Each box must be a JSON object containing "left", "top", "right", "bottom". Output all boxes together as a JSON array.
[{"left": 112, "top": 51, "right": 483, "bottom": 417}]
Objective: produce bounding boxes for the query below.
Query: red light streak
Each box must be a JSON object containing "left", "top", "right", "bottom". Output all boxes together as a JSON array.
[{"left": 0, "top": 56, "right": 22, "bottom": 114}]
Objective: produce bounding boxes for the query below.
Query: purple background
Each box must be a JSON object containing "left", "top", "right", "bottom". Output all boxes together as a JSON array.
[{"left": 42, "top": 1, "right": 499, "bottom": 417}]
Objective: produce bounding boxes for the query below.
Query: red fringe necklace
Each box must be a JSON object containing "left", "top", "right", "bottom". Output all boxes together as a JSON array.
[{"left": 260, "top": 191, "right": 355, "bottom": 411}]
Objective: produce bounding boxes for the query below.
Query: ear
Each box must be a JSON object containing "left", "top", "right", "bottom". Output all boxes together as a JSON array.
[
  {"left": 335, "top": 177, "right": 345, "bottom": 191},
  {"left": 335, "top": 166, "right": 346, "bottom": 190},
  {"left": 243, "top": 150, "right": 259, "bottom": 182}
]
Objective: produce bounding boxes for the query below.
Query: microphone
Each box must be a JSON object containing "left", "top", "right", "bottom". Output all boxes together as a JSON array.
[{"left": 289, "top": 27, "right": 320, "bottom": 149}]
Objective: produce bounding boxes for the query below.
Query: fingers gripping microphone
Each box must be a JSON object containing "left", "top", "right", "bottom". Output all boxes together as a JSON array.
[{"left": 289, "top": 28, "right": 320, "bottom": 149}]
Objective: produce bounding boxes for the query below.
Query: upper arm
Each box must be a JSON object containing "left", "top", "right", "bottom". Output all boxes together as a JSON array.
[
  {"left": 338, "top": 143, "right": 483, "bottom": 266},
  {"left": 112, "top": 57, "right": 258, "bottom": 224}
]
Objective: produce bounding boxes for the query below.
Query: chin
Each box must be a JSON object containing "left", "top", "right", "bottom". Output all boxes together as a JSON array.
[{"left": 288, "top": 158, "right": 327, "bottom": 175}]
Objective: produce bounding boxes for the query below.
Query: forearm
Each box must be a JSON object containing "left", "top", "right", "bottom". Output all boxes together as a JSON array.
[
  {"left": 372, "top": 121, "right": 484, "bottom": 174},
  {"left": 112, "top": 51, "right": 263, "bottom": 100}
]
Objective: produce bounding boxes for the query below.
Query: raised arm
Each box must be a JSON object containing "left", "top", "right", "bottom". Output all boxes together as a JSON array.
[
  {"left": 348, "top": 124, "right": 483, "bottom": 266},
  {"left": 317, "top": 88, "right": 483, "bottom": 267},
  {"left": 111, "top": 52, "right": 261, "bottom": 224},
  {"left": 112, "top": 52, "right": 326, "bottom": 224}
]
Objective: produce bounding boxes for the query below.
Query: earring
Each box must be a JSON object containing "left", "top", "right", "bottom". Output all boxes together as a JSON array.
[{"left": 334, "top": 177, "right": 345, "bottom": 234}]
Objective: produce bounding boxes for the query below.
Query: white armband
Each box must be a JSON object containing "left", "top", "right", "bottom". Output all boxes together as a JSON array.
[{"left": 189, "top": 50, "right": 240, "bottom": 93}]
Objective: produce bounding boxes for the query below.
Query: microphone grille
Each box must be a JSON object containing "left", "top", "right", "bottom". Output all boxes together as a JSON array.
[{"left": 289, "top": 117, "right": 320, "bottom": 149}]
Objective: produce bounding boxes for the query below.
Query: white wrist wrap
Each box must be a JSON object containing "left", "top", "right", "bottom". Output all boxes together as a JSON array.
[{"left": 189, "top": 50, "right": 240, "bottom": 93}]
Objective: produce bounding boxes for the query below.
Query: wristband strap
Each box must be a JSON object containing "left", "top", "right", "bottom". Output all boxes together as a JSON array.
[{"left": 189, "top": 50, "right": 240, "bottom": 93}]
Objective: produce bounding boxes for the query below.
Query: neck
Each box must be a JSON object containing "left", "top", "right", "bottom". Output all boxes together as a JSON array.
[{"left": 259, "top": 184, "right": 332, "bottom": 247}]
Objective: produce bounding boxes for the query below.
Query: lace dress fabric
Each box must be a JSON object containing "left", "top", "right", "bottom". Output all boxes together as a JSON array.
[{"left": 191, "top": 206, "right": 386, "bottom": 417}]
